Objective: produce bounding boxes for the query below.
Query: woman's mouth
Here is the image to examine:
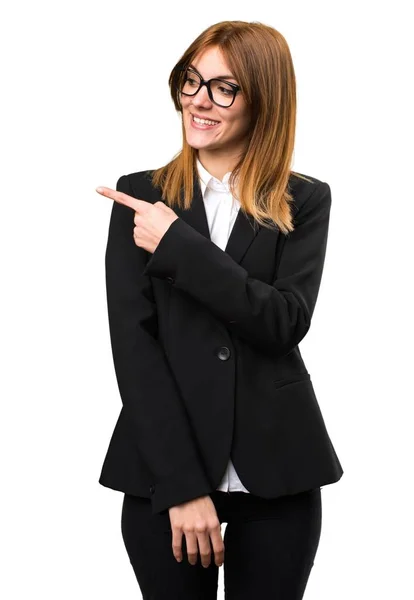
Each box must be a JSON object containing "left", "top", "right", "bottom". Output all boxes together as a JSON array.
[{"left": 190, "top": 114, "right": 221, "bottom": 130}]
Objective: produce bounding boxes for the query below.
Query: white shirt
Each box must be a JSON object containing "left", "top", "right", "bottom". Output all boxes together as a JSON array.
[{"left": 196, "top": 157, "right": 250, "bottom": 494}]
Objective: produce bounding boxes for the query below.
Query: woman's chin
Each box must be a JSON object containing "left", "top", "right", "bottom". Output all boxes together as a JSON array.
[
  {"left": 185, "top": 132, "right": 220, "bottom": 150},
  {"left": 185, "top": 137, "right": 213, "bottom": 150}
]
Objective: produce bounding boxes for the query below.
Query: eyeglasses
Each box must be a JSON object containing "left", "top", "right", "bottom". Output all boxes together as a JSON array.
[{"left": 174, "top": 66, "right": 241, "bottom": 108}]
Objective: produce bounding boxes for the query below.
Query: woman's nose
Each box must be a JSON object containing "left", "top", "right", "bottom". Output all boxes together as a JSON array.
[{"left": 191, "top": 84, "right": 212, "bottom": 107}]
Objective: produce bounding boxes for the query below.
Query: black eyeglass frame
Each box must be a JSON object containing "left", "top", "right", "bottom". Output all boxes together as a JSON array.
[{"left": 174, "top": 66, "right": 242, "bottom": 108}]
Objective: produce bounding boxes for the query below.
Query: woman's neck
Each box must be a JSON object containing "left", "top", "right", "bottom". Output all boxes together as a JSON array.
[{"left": 197, "top": 148, "right": 243, "bottom": 180}]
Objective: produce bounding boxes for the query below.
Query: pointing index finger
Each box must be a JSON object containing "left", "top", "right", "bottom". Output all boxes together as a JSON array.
[{"left": 96, "top": 186, "right": 147, "bottom": 213}]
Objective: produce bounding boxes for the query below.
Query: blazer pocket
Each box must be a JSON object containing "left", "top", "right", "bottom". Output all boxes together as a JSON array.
[{"left": 272, "top": 372, "right": 311, "bottom": 390}]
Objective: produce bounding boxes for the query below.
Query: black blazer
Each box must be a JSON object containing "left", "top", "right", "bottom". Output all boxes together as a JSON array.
[{"left": 98, "top": 169, "right": 344, "bottom": 515}]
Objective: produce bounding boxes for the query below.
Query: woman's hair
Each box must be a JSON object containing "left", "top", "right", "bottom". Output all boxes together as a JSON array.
[{"left": 151, "top": 20, "right": 313, "bottom": 234}]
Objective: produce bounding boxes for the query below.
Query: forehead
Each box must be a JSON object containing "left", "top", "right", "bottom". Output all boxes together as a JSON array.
[{"left": 191, "top": 47, "right": 235, "bottom": 79}]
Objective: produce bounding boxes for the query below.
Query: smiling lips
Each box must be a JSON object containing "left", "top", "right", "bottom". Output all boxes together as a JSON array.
[{"left": 191, "top": 114, "right": 220, "bottom": 129}]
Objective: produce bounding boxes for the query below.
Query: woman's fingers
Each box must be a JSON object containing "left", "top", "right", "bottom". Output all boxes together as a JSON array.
[
  {"left": 169, "top": 496, "right": 224, "bottom": 567},
  {"left": 194, "top": 529, "right": 213, "bottom": 568},
  {"left": 171, "top": 527, "right": 183, "bottom": 562},
  {"left": 184, "top": 525, "right": 224, "bottom": 568},
  {"left": 209, "top": 523, "right": 225, "bottom": 567},
  {"left": 184, "top": 530, "right": 199, "bottom": 566},
  {"left": 96, "top": 186, "right": 147, "bottom": 213},
  {"left": 171, "top": 526, "right": 223, "bottom": 567}
]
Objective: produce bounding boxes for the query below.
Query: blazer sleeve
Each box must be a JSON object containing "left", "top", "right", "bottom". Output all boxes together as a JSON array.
[
  {"left": 143, "top": 181, "right": 331, "bottom": 356},
  {"left": 106, "top": 174, "right": 213, "bottom": 515}
]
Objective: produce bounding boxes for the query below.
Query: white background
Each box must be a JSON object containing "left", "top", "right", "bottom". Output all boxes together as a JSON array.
[{"left": 1, "top": 1, "right": 413, "bottom": 598}]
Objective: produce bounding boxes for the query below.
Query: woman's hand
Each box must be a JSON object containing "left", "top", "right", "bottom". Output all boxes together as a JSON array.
[
  {"left": 169, "top": 495, "right": 225, "bottom": 568},
  {"left": 96, "top": 185, "right": 179, "bottom": 254}
]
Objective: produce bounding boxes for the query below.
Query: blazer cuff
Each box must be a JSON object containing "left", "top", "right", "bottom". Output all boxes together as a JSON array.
[
  {"left": 150, "top": 462, "right": 214, "bottom": 516},
  {"left": 143, "top": 217, "right": 196, "bottom": 280}
]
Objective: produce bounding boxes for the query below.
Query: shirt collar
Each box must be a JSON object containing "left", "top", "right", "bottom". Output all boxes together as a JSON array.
[{"left": 196, "top": 158, "right": 232, "bottom": 197}]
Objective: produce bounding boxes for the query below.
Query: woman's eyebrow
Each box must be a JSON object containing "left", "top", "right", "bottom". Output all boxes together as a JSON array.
[{"left": 188, "top": 64, "right": 237, "bottom": 80}]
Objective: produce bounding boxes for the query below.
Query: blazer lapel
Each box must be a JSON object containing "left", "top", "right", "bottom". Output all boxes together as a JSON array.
[{"left": 169, "top": 175, "right": 261, "bottom": 265}]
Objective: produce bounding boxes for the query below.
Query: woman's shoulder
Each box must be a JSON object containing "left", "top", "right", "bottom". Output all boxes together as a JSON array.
[
  {"left": 289, "top": 170, "right": 328, "bottom": 190},
  {"left": 288, "top": 171, "right": 331, "bottom": 218},
  {"left": 120, "top": 169, "right": 158, "bottom": 202},
  {"left": 122, "top": 168, "right": 155, "bottom": 185},
  {"left": 289, "top": 169, "right": 330, "bottom": 195}
]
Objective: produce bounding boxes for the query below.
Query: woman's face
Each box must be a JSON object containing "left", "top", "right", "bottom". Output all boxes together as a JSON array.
[{"left": 180, "top": 46, "right": 251, "bottom": 156}]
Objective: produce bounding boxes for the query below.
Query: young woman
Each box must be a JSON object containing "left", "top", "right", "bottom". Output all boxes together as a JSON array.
[{"left": 96, "top": 19, "right": 344, "bottom": 599}]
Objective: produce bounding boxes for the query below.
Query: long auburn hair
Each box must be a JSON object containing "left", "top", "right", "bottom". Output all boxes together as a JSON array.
[{"left": 151, "top": 20, "right": 313, "bottom": 234}]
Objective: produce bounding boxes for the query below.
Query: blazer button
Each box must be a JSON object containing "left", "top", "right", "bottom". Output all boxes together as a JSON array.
[
  {"left": 149, "top": 485, "right": 155, "bottom": 494},
  {"left": 166, "top": 276, "right": 174, "bottom": 284},
  {"left": 217, "top": 346, "right": 231, "bottom": 361}
]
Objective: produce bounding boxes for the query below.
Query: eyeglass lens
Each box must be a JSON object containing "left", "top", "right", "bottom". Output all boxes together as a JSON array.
[{"left": 179, "top": 69, "right": 236, "bottom": 107}]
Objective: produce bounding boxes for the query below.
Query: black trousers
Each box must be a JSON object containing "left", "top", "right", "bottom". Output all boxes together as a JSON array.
[{"left": 121, "top": 487, "right": 322, "bottom": 599}]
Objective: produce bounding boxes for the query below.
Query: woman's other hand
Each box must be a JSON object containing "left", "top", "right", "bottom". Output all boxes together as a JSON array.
[{"left": 168, "top": 495, "right": 225, "bottom": 568}]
